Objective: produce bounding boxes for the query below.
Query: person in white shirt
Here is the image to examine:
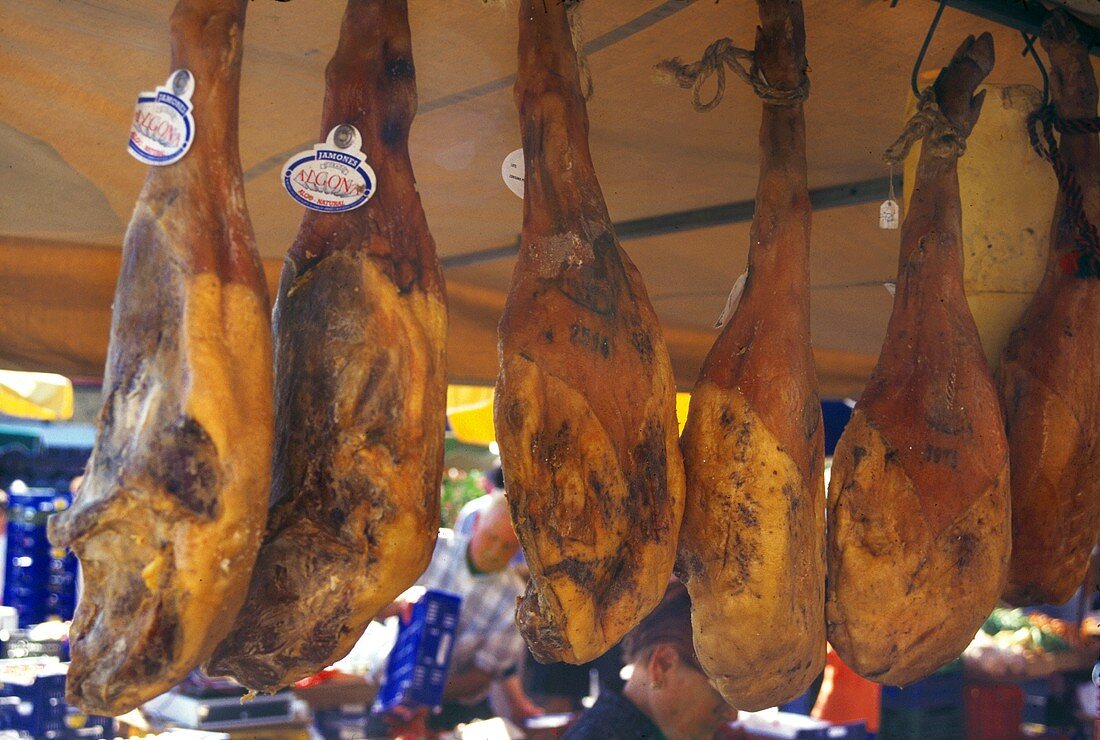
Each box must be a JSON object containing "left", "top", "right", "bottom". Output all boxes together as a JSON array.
[{"left": 377, "top": 489, "right": 541, "bottom": 730}]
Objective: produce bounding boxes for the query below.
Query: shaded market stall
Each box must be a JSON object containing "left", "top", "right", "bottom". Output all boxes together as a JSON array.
[{"left": 4, "top": 0, "right": 1096, "bottom": 396}]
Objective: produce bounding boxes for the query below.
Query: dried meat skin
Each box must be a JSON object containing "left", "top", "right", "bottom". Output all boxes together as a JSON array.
[
  {"left": 826, "top": 33, "right": 1011, "bottom": 686},
  {"left": 495, "top": 0, "right": 686, "bottom": 665},
  {"left": 46, "top": 0, "right": 272, "bottom": 716},
  {"left": 999, "top": 12, "right": 1100, "bottom": 607},
  {"left": 206, "top": 0, "right": 446, "bottom": 692},
  {"left": 676, "top": 0, "right": 825, "bottom": 711}
]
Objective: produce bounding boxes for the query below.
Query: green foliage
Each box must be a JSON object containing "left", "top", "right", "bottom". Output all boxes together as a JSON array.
[{"left": 439, "top": 468, "right": 485, "bottom": 528}]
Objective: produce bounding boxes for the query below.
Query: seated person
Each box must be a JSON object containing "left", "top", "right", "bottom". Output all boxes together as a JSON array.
[
  {"left": 563, "top": 581, "right": 737, "bottom": 740},
  {"left": 375, "top": 491, "right": 537, "bottom": 731}
]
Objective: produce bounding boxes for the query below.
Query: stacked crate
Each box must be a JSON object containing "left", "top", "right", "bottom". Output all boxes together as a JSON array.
[
  {"left": 2, "top": 487, "right": 78, "bottom": 628},
  {"left": 879, "top": 661, "right": 965, "bottom": 740},
  {"left": 0, "top": 660, "right": 114, "bottom": 739}
]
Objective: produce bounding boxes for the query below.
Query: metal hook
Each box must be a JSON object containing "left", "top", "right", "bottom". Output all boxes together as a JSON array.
[
  {"left": 172, "top": 69, "right": 191, "bottom": 96},
  {"left": 333, "top": 124, "right": 356, "bottom": 149},
  {"left": 1020, "top": 31, "right": 1050, "bottom": 106},
  {"left": 911, "top": 0, "right": 948, "bottom": 99}
]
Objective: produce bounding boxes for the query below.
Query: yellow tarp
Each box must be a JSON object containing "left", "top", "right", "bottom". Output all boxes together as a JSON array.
[
  {"left": 0, "top": 370, "right": 73, "bottom": 421},
  {"left": 447, "top": 384, "right": 691, "bottom": 446}
]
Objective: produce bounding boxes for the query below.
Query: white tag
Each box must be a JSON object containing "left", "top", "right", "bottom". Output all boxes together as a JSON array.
[
  {"left": 879, "top": 199, "right": 900, "bottom": 230},
  {"left": 884, "top": 281, "right": 897, "bottom": 297},
  {"left": 281, "top": 125, "right": 377, "bottom": 212},
  {"left": 501, "top": 148, "right": 525, "bottom": 199},
  {"left": 715, "top": 270, "right": 748, "bottom": 329},
  {"left": 128, "top": 70, "right": 195, "bottom": 166}
]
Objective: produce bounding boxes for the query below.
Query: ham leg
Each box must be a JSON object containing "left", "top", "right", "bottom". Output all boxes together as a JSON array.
[
  {"left": 826, "top": 33, "right": 1011, "bottom": 685},
  {"left": 494, "top": 0, "right": 686, "bottom": 664},
  {"left": 676, "top": 0, "right": 825, "bottom": 711},
  {"left": 999, "top": 10, "right": 1100, "bottom": 606},
  {"left": 207, "top": 0, "right": 447, "bottom": 692},
  {"left": 47, "top": 0, "right": 273, "bottom": 715}
]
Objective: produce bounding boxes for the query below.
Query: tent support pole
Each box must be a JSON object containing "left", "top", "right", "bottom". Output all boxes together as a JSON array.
[{"left": 442, "top": 176, "right": 892, "bottom": 268}]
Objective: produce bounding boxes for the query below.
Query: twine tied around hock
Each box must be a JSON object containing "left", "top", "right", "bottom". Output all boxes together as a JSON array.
[
  {"left": 657, "top": 37, "right": 809, "bottom": 112},
  {"left": 1028, "top": 103, "right": 1100, "bottom": 278},
  {"left": 883, "top": 87, "right": 968, "bottom": 167}
]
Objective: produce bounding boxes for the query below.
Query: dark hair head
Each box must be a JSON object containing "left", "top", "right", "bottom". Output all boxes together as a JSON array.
[
  {"left": 485, "top": 464, "right": 505, "bottom": 491},
  {"left": 621, "top": 580, "right": 701, "bottom": 672}
]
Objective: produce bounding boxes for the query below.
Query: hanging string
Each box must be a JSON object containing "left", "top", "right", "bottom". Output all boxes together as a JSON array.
[
  {"left": 883, "top": 88, "right": 968, "bottom": 166},
  {"left": 1028, "top": 105, "right": 1100, "bottom": 278},
  {"left": 879, "top": 163, "right": 901, "bottom": 230},
  {"left": 656, "top": 37, "right": 809, "bottom": 112}
]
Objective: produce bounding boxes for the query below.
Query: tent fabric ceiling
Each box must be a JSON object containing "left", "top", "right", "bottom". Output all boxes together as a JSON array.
[{"left": 1, "top": 0, "right": 1091, "bottom": 397}]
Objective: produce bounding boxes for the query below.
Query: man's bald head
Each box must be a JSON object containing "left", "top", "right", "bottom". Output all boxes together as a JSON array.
[{"left": 468, "top": 492, "right": 520, "bottom": 573}]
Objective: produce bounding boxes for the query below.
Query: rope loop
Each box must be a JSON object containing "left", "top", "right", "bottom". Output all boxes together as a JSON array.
[
  {"left": 657, "top": 37, "right": 809, "bottom": 112},
  {"left": 882, "top": 88, "right": 968, "bottom": 166}
]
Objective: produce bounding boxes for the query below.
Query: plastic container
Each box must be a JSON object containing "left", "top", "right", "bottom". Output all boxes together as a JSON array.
[
  {"left": 2, "top": 488, "right": 76, "bottom": 627},
  {"left": 881, "top": 661, "right": 964, "bottom": 712},
  {"left": 0, "top": 660, "right": 113, "bottom": 739},
  {"left": 371, "top": 589, "right": 461, "bottom": 717},
  {"left": 879, "top": 705, "right": 963, "bottom": 739},
  {"left": 964, "top": 683, "right": 1024, "bottom": 740}
]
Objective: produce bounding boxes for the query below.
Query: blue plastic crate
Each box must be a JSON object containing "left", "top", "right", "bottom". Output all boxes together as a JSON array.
[
  {"left": 372, "top": 589, "right": 461, "bottom": 717},
  {"left": 880, "top": 705, "right": 963, "bottom": 740},
  {"left": 3, "top": 488, "right": 77, "bottom": 627},
  {"left": 881, "top": 663, "right": 963, "bottom": 712},
  {"left": 0, "top": 664, "right": 67, "bottom": 736},
  {"left": 0, "top": 661, "right": 112, "bottom": 739}
]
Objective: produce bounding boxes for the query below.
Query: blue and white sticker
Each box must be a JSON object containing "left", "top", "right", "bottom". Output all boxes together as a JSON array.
[
  {"left": 128, "top": 69, "right": 195, "bottom": 166},
  {"left": 282, "top": 125, "right": 376, "bottom": 212}
]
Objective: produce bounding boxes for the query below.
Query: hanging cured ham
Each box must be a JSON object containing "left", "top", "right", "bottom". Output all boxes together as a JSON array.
[
  {"left": 47, "top": 0, "right": 273, "bottom": 715},
  {"left": 826, "top": 33, "right": 1011, "bottom": 686},
  {"left": 494, "top": 0, "right": 685, "bottom": 664},
  {"left": 674, "top": 0, "right": 825, "bottom": 711},
  {"left": 999, "top": 10, "right": 1100, "bottom": 607},
  {"left": 207, "top": 0, "right": 447, "bottom": 692}
]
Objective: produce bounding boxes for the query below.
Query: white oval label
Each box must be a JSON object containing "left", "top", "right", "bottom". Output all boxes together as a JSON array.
[
  {"left": 128, "top": 70, "right": 195, "bottom": 166},
  {"left": 501, "top": 148, "right": 525, "bottom": 199},
  {"left": 282, "top": 125, "right": 376, "bottom": 212}
]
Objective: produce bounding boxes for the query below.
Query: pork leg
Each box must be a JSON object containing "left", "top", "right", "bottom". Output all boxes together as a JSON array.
[
  {"left": 494, "top": 0, "right": 686, "bottom": 664},
  {"left": 206, "top": 0, "right": 447, "bottom": 692},
  {"left": 999, "top": 11, "right": 1100, "bottom": 606},
  {"left": 826, "top": 33, "right": 1011, "bottom": 685},
  {"left": 47, "top": 0, "right": 273, "bottom": 715},
  {"left": 676, "top": 0, "right": 825, "bottom": 711}
]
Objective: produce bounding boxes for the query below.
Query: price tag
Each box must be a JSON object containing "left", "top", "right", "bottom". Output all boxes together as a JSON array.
[
  {"left": 879, "top": 199, "right": 900, "bottom": 230},
  {"left": 501, "top": 148, "right": 525, "bottom": 199},
  {"left": 281, "top": 125, "right": 377, "bottom": 213},
  {"left": 128, "top": 69, "right": 196, "bottom": 166}
]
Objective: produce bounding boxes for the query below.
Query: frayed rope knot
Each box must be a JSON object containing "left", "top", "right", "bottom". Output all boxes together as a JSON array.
[
  {"left": 883, "top": 88, "right": 967, "bottom": 167},
  {"left": 1028, "top": 103, "right": 1100, "bottom": 279},
  {"left": 657, "top": 37, "right": 809, "bottom": 112}
]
